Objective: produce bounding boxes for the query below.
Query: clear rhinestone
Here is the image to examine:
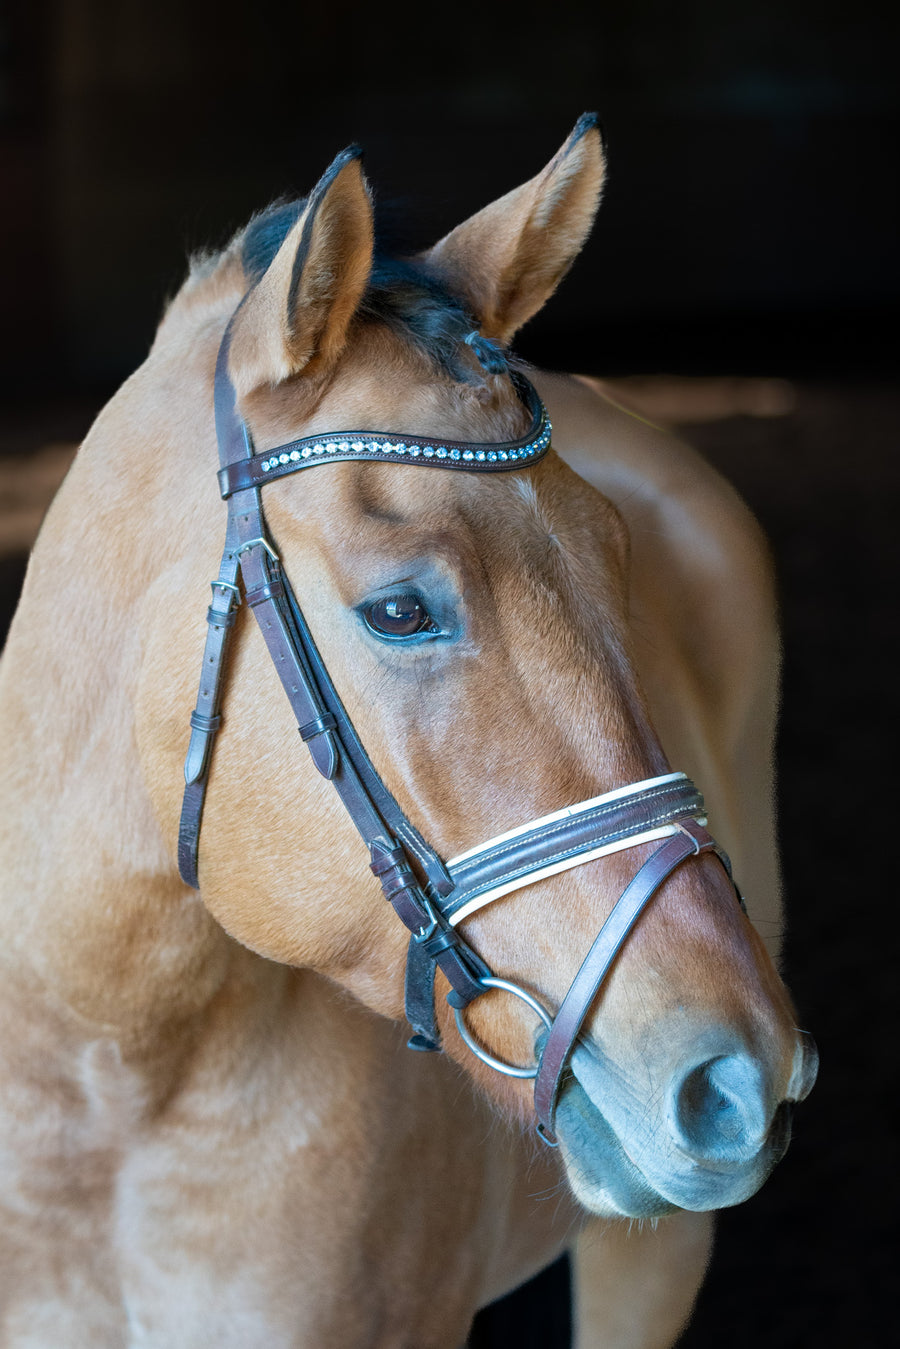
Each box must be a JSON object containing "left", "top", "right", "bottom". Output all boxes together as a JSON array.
[
  {"left": 289, "top": 450, "right": 300, "bottom": 461},
  {"left": 395, "top": 444, "right": 407, "bottom": 454},
  {"left": 351, "top": 441, "right": 364, "bottom": 452},
  {"left": 436, "top": 448, "right": 447, "bottom": 458},
  {"left": 476, "top": 451, "right": 486, "bottom": 461},
  {"left": 279, "top": 453, "right": 289, "bottom": 465},
  {"left": 409, "top": 446, "right": 420, "bottom": 456},
  {"left": 368, "top": 441, "right": 380, "bottom": 453},
  {"left": 423, "top": 447, "right": 434, "bottom": 457},
  {"left": 301, "top": 447, "right": 312, "bottom": 459},
  {"left": 499, "top": 451, "right": 508, "bottom": 461},
  {"left": 339, "top": 442, "right": 350, "bottom": 452},
  {"left": 463, "top": 450, "right": 474, "bottom": 460},
  {"left": 326, "top": 442, "right": 338, "bottom": 453}
]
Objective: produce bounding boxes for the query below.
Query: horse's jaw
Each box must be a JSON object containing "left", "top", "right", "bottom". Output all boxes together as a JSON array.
[{"left": 553, "top": 1037, "right": 816, "bottom": 1219}]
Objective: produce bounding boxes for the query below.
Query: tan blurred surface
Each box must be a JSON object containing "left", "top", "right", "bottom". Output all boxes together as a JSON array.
[{"left": 0, "top": 444, "right": 78, "bottom": 556}]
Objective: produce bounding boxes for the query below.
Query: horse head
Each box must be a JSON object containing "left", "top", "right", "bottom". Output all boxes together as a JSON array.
[{"left": 142, "top": 117, "right": 815, "bottom": 1222}]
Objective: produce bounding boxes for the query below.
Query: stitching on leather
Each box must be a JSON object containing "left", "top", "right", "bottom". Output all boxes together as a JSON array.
[
  {"left": 445, "top": 814, "right": 705, "bottom": 913},
  {"left": 450, "top": 784, "right": 702, "bottom": 884},
  {"left": 396, "top": 822, "right": 433, "bottom": 874}
]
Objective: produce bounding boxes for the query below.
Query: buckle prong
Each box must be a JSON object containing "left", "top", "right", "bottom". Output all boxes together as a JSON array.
[
  {"left": 210, "top": 580, "right": 241, "bottom": 604},
  {"left": 413, "top": 896, "right": 439, "bottom": 943},
  {"left": 236, "top": 537, "right": 280, "bottom": 563}
]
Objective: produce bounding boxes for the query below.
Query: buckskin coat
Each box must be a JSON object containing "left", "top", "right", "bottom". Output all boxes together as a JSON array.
[{"left": 0, "top": 119, "right": 815, "bottom": 1348}]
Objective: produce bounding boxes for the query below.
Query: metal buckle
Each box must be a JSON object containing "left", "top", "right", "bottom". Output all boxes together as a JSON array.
[
  {"left": 451, "top": 976, "right": 553, "bottom": 1080},
  {"left": 235, "top": 536, "right": 280, "bottom": 563},
  {"left": 210, "top": 580, "right": 241, "bottom": 605},
  {"left": 413, "top": 896, "right": 439, "bottom": 943}
]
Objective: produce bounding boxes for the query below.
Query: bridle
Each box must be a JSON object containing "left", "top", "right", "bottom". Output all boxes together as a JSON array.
[{"left": 178, "top": 324, "right": 741, "bottom": 1145}]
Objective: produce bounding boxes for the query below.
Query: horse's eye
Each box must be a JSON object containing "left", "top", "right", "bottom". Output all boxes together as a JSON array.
[{"left": 364, "top": 594, "right": 437, "bottom": 640}]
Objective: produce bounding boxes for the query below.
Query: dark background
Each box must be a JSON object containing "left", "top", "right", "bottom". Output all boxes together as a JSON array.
[{"left": 1, "top": 2, "right": 896, "bottom": 1344}]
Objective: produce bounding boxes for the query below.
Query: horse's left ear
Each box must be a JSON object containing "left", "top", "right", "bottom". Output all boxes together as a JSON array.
[
  {"left": 228, "top": 147, "right": 374, "bottom": 398},
  {"left": 423, "top": 115, "right": 605, "bottom": 346}
]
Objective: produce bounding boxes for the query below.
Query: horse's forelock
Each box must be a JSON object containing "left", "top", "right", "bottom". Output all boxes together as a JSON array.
[
  {"left": 241, "top": 198, "right": 309, "bottom": 281},
  {"left": 236, "top": 196, "right": 501, "bottom": 382}
]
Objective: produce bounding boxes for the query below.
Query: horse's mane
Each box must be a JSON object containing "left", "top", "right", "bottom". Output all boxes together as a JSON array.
[{"left": 239, "top": 197, "right": 506, "bottom": 382}]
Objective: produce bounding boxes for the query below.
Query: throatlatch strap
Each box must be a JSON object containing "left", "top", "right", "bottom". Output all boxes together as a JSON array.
[{"left": 177, "top": 511, "right": 242, "bottom": 888}]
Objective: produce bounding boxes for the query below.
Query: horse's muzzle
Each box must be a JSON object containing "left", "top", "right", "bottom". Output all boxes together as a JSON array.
[{"left": 554, "top": 1031, "right": 818, "bottom": 1217}]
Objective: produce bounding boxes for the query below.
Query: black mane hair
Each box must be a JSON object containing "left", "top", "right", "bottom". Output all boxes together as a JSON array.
[{"left": 240, "top": 197, "right": 508, "bottom": 381}]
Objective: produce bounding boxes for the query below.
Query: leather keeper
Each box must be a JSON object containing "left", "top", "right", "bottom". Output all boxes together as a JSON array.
[
  {"left": 189, "top": 710, "right": 222, "bottom": 734},
  {"left": 206, "top": 604, "right": 237, "bottom": 628},
  {"left": 370, "top": 844, "right": 407, "bottom": 878},
  {"left": 245, "top": 579, "right": 285, "bottom": 607},
  {"left": 420, "top": 927, "right": 460, "bottom": 959},
  {"left": 381, "top": 870, "right": 418, "bottom": 906},
  {"left": 436, "top": 946, "right": 490, "bottom": 1007},
  {"left": 370, "top": 843, "right": 432, "bottom": 929},
  {"left": 299, "top": 713, "right": 338, "bottom": 742},
  {"left": 419, "top": 927, "right": 490, "bottom": 1008}
]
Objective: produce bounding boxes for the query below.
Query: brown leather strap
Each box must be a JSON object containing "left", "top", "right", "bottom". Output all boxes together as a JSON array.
[
  {"left": 533, "top": 821, "right": 728, "bottom": 1141},
  {"left": 177, "top": 513, "right": 243, "bottom": 887},
  {"left": 443, "top": 778, "right": 706, "bottom": 921},
  {"left": 216, "top": 372, "right": 550, "bottom": 497}
]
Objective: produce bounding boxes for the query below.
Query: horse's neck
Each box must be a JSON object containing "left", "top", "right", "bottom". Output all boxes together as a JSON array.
[{"left": 0, "top": 302, "right": 244, "bottom": 1057}]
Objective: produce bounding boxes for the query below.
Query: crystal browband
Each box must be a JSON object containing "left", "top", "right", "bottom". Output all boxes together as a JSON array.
[{"left": 217, "top": 372, "right": 551, "bottom": 497}]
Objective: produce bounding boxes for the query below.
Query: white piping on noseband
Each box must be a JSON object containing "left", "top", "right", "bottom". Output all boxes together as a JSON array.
[{"left": 446, "top": 772, "right": 707, "bottom": 927}]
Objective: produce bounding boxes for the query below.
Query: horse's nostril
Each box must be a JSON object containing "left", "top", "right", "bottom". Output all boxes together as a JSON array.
[{"left": 669, "top": 1054, "right": 770, "bottom": 1164}]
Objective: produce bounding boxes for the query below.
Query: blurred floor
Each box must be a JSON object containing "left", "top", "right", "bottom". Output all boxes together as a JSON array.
[{"left": 1, "top": 376, "right": 895, "bottom": 1347}]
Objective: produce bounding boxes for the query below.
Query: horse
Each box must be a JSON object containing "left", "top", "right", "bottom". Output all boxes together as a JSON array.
[{"left": 0, "top": 116, "right": 816, "bottom": 1347}]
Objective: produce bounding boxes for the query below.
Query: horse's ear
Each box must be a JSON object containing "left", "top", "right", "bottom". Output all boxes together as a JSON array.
[
  {"left": 228, "top": 147, "right": 373, "bottom": 398},
  {"left": 423, "top": 115, "right": 605, "bottom": 345}
]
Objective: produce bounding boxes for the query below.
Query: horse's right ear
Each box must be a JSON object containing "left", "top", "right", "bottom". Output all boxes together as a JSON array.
[
  {"left": 228, "top": 148, "right": 373, "bottom": 399},
  {"left": 422, "top": 115, "right": 605, "bottom": 345}
]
